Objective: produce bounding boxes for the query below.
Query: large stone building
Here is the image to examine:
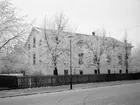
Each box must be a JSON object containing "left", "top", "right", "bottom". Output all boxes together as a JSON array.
[{"left": 25, "top": 27, "right": 132, "bottom": 75}]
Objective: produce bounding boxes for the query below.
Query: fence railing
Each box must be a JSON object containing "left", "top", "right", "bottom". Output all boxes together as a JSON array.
[
  {"left": 0, "top": 73, "right": 140, "bottom": 89},
  {"left": 17, "top": 73, "right": 140, "bottom": 89}
]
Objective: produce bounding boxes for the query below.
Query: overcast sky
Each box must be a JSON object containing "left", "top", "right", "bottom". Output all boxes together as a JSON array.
[{"left": 11, "top": 0, "right": 140, "bottom": 49}]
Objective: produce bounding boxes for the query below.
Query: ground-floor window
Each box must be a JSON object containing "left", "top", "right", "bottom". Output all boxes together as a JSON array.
[
  {"left": 126, "top": 69, "right": 128, "bottom": 74},
  {"left": 64, "top": 70, "right": 68, "bottom": 75},
  {"left": 79, "top": 70, "right": 83, "bottom": 75},
  {"left": 119, "top": 70, "right": 122, "bottom": 74},
  {"left": 108, "top": 69, "right": 111, "bottom": 74},
  {"left": 94, "top": 70, "right": 97, "bottom": 74}
]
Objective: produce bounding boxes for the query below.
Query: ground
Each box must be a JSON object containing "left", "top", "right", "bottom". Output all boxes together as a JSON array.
[
  {"left": 0, "top": 81, "right": 140, "bottom": 105},
  {"left": 0, "top": 80, "right": 140, "bottom": 105}
]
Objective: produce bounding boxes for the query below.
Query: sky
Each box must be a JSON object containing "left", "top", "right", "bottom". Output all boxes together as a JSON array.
[{"left": 11, "top": 0, "right": 140, "bottom": 49}]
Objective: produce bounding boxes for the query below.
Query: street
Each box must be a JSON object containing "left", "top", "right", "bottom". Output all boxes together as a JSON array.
[{"left": 0, "top": 83, "right": 140, "bottom": 105}]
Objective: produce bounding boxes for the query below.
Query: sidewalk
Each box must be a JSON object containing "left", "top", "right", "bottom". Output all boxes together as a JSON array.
[{"left": 0, "top": 79, "right": 140, "bottom": 98}]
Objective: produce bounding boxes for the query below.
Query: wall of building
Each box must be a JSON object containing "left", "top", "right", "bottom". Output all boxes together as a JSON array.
[{"left": 25, "top": 27, "right": 132, "bottom": 75}]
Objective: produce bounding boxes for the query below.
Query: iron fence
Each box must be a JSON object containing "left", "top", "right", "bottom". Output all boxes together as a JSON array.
[
  {"left": 0, "top": 73, "right": 140, "bottom": 89},
  {"left": 17, "top": 73, "right": 140, "bottom": 89}
]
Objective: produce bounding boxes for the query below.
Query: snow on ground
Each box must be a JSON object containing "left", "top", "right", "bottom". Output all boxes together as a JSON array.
[{"left": 0, "top": 83, "right": 140, "bottom": 105}]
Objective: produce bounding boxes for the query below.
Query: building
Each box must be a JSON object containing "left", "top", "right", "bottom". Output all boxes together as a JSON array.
[{"left": 25, "top": 27, "right": 132, "bottom": 75}]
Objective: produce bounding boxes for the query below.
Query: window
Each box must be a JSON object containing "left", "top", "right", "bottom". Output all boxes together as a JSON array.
[
  {"left": 79, "top": 70, "right": 83, "bottom": 75},
  {"left": 78, "top": 53, "right": 84, "bottom": 65},
  {"left": 108, "top": 70, "right": 111, "bottom": 74},
  {"left": 126, "top": 70, "right": 128, "bottom": 74},
  {"left": 78, "top": 53, "right": 84, "bottom": 57},
  {"left": 119, "top": 70, "right": 122, "bottom": 74},
  {"left": 79, "top": 58, "right": 83, "bottom": 65},
  {"left": 28, "top": 43, "right": 30, "bottom": 50},
  {"left": 28, "top": 53, "right": 30, "bottom": 65},
  {"left": 94, "top": 70, "right": 97, "bottom": 74},
  {"left": 39, "top": 40, "right": 42, "bottom": 46},
  {"left": 39, "top": 59, "right": 42, "bottom": 63},
  {"left": 107, "top": 55, "right": 111, "bottom": 65},
  {"left": 33, "top": 54, "right": 36, "bottom": 65},
  {"left": 93, "top": 54, "right": 97, "bottom": 64},
  {"left": 64, "top": 70, "right": 68, "bottom": 75},
  {"left": 55, "top": 36, "right": 59, "bottom": 44},
  {"left": 33, "top": 37, "right": 36, "bottom": 48},
  {"left": 118, "top": 55, "right": 122, "bottom": 65}
]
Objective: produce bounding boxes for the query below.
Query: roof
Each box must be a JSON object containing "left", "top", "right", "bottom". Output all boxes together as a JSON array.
[{"left": 25, "top": 26, "right": 132, "bottom": 48}]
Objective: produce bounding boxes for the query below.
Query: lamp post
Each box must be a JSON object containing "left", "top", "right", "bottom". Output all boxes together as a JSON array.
[
  {"left": 70, "top": 37, "right": 72, "bottom": 89},
  {"left": 68, "top": 34, "right": 76, "bottom": 90}
]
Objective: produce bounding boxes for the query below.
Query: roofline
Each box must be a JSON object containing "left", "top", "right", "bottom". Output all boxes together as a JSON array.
[{"left": 25, "top": 26, "right": 131, "bottom": 47}]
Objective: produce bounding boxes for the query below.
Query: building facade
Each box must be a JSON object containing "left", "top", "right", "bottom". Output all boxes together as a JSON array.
[{"left": 25, "top": 27, "right": 132, "bottom": 75}]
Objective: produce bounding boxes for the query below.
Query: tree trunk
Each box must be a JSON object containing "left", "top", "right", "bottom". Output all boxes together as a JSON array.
[
  {"left": 97, "top": 62, "right": 100, "bottom": 74},
  {"left": 53, "top": 62, "right": 58, "bottom": 75},
  {"left": 125, "top": 54, "right": 128, "bottom": 74}
]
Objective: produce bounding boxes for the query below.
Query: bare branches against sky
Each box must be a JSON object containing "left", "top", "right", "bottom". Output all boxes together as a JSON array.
[{"left": 10, "top": 0, "right": 140, "bottom": 47}]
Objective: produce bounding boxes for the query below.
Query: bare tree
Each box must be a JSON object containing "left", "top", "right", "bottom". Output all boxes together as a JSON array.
[
  {"left": 43, "top": 13, "right": 73, "bottom": 75},
  {"left": 0, "top": 42, "right": 28, "bottom": 75},
  {"left": 123, "top": 32, "right": 129, "bottom": 73},
  {"left": 0, "top": 0, "right": 32, "bottom": 52},
  {"left": 130, "top": 45, "right": 140, "bottom": 73},
  {"left": 86, "top": 29, "right": 108, "bottom": 74}
]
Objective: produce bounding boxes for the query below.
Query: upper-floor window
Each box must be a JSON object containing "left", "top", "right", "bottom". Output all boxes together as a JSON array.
[
  {"left": 93, "top": 54, "right": 97, "bottom": 64},
  {"left": 33, "top": 37, "right": 36, "bottom": 48},
  {"left": 118, "top": 55, "right": 122, "bottom": 65},
  {"left": 33, "top": 54, "right": 36, "bottom": 65},
  {"left": 78, "top": 53, "right": 84, "bottom": 65},
  {"left": 78, "top": 53, "right": 84, "bottom": 57},
  {"left": 39, "top": 40, "right": 42, "bottom": 46},
  {"left": 107, "top": 55, "right": 111, "bottom": 65},
  {"left": 28, "top": 43, "right": 30, "bottom": 50},
  {"left": 39, "top": 59, "right": 42, "bottom": 63},
  {"left": 28, "top": 53, "right": 30, "bottom": 65}
]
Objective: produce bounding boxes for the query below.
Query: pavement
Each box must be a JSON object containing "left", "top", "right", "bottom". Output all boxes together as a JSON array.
[{"left": 0, "top": 79, "right": 140, "bottom": 98}]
